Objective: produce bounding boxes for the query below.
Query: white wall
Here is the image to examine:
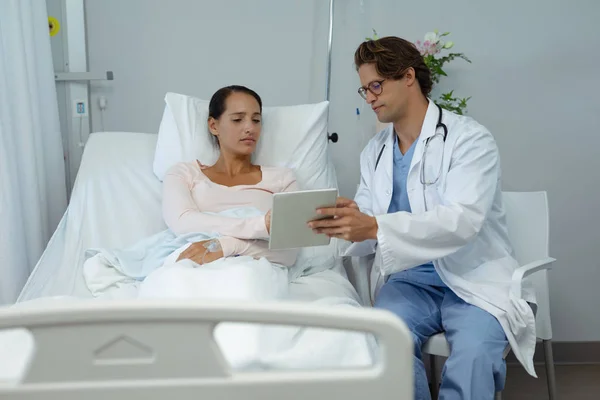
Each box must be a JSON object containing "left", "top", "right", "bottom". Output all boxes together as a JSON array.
[
  {"left": 85, "top": 0, "right": 328, "bottom": 133},
  {"left": 85, "top": 0, "right": 600, "bottom": 341},
  {"left": 326, "top": 0, "right": 600, "bottom": 341}
]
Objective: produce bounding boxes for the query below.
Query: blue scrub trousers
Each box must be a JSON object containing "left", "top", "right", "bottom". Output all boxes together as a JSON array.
[
  {"left": 375, "top": 278, "right": 508, "bottom": 400},
  {"left": 381, "top": 133, "right": 508, "bottom": 399}
]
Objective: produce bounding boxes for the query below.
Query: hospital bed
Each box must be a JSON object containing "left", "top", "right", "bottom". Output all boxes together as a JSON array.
[{"left": 0, "top": 95, "right": 414, "bottom": 398}]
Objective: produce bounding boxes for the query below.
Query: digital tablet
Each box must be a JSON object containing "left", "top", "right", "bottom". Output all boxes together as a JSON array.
[{"left": 268, "top": 188, "right": 338, "bottom": 250}]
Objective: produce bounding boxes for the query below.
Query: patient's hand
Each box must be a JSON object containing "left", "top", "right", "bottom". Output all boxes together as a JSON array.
[{"left": 177, "top": 240, "right": 224, "bottom": 265}]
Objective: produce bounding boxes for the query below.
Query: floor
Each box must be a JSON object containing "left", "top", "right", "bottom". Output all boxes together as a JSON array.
[{"left": 501, "top": 364, "right": 600, "bottom": 399}]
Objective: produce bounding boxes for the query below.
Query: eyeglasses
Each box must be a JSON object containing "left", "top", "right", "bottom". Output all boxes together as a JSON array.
[{"left": 358, "top": 79, "right": 386, "bottom": 100}]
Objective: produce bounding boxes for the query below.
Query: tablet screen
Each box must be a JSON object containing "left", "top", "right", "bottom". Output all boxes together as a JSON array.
[{"left": 268, "top": 188, "right": 338, "bottom": 250}]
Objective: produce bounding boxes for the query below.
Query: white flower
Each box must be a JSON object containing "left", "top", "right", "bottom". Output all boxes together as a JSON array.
[
  {"left": 424, "top": 31, "right": 440, "bottom": 44},
  {"left": 443, "top": 41, "right": 454, "bottom": 49}
]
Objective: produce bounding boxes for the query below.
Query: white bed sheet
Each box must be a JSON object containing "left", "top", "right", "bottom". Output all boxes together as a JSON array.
[{"left": 18, "top": 132, "right": 166, "bottom": 301}]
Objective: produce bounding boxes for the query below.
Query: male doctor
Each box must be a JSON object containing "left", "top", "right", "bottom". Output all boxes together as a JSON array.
[{"left": 309, "top": 36, "right": 537, "bottom": 399}]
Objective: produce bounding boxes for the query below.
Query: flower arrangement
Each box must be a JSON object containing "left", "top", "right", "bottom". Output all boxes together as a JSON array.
[{"left": 365, "top": 29, "right": 472, "bottom": 115}]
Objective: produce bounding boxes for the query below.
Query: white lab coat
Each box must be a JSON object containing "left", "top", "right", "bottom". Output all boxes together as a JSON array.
[{"left": 338, "top": 100, "right": 538, "bottom": 377}]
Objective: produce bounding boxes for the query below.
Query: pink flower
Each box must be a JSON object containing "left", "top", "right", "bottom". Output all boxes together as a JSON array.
[
  {"left": 428, "top": 41, "right": 442, "bottom": 55},
  {"left": 416, "top": 37, "right": 443, "bottom": 56},
  {"left": 416, "top": 40, "right": 427, "bottom": 56}
]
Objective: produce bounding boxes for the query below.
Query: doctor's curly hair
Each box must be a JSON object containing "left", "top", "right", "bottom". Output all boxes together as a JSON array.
[{"left": 355, "top": 36, "right": 433, "bottom": 97}]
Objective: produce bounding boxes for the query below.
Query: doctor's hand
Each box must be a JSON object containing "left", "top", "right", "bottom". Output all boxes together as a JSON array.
[
  {"left": 177, "top": 240, "right": 224, "bottom": 265},
  {"left": 334, "top": 197, "right": 360, "bottom": 210},
  {"left": 309, "top": 201, "right": 378, "bottom": 242}
]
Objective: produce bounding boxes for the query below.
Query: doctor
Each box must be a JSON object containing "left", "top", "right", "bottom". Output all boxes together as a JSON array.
[{"left": 309, "top": 36, "right": 537, "bottom": 399}]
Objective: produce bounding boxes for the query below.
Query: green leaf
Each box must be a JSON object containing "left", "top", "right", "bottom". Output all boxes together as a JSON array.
[
  {"left": 435, "top": 66, "right": 447, "bottom": 76},
  {"left": 440, "top": 90, "right": 454, "bottom": 100},
  {"left": 447, "top": 53, "right": 472, "bottom": 63},
  {"left": 435, "top": 90, "right": 470, "bottom": 115}
]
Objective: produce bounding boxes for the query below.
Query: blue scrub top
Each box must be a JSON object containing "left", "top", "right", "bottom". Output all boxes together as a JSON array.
[{"left": 387, "top": 134, "right": 447, "bottom": 287}]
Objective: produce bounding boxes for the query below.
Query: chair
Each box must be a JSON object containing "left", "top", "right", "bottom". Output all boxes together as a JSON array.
[{"left": 423, "top": 191, "right": 557, "bottom": 400}]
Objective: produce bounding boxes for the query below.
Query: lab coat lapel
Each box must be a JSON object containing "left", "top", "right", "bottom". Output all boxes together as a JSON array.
[
  {"left": 408, "top": 100, "right": 440, "bottom": 177},
  {"left": 407, "top": 100, "right": 441, "bottom": 212},
  {"left": 374, "top": 126, "right": 395, "bottom": 215}
]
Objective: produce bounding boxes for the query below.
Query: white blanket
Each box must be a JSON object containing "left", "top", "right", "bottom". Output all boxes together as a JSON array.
[
  {"left": 82, "top": 252, "right": 376, "bottom": 371},
  {"left": 138, "top": 256, "right": 290, "bottom": 369}
]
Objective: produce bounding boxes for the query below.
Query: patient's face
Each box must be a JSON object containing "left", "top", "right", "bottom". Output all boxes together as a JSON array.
[
  {"left": 210, "top": 92, "right": 262, "bottom": 156},
  {"left": 358, "top": 63, "right": 407, "bottom": 124}
]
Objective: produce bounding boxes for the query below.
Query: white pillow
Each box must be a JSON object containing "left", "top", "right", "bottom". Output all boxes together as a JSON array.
[
  {"left": 153, "top": 92, "right": 338, "bottom": 189},
  {"left": 153, "top": 92, "right": 340, "bottom": 279},
  {"left": 153, "top": 93, "right": 214, "bottom": 179}
]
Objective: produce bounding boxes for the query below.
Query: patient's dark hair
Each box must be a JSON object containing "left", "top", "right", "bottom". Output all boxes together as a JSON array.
[{"left": 208, "top": 85, "right": 262, "bottom": 147}]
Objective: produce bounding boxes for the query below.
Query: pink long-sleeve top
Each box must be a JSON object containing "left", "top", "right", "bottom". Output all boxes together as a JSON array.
[{"left": 162, "top": 161, "right": 299, "bottom": 266}]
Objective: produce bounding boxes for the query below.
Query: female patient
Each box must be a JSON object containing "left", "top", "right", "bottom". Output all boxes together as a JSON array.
[{"left": 162, "top": 85, "right": 299, "bottom": 267}]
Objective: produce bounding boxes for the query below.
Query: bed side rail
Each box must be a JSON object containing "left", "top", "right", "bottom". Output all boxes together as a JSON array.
[{"left": 0, "top": 299, "right": 413, "bottom": 399}]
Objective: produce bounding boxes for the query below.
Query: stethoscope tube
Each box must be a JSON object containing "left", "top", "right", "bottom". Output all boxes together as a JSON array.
[{"left": 374, "top": 104, "right": 447, "bottom": 172}]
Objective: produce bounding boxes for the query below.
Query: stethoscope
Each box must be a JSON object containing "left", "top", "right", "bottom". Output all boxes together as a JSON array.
[{"left": 374, "top": 104, "right": 448, "bottom": 210}]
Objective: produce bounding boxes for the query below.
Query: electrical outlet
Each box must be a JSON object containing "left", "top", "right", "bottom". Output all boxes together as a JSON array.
[{"left": 73, "top": 99, "right": 88, "bottom": 118}]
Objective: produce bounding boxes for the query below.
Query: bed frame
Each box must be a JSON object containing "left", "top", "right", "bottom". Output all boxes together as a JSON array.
[{"left": 0, "top": 300, "right": 413, "bottom": 399}]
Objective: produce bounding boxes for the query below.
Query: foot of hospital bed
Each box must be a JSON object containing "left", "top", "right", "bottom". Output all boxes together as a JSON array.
[{"left": 0, "top": 299, "right": 415, "bottom": 399}]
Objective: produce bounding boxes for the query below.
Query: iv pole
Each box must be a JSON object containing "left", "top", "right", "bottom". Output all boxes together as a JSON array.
[{"left": 326, "top": 0, "right": 338, "bottom": 143}]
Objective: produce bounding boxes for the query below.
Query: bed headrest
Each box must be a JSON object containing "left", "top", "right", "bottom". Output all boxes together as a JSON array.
[{"left": 153, "top": 92, "right": 338, "bottom": 191}]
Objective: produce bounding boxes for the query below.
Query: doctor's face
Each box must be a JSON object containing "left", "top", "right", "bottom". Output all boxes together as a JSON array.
[
  {"left": 208, "top": 92, "right": 262, "bottom": 156},
  {"left": 358, "top": 63, "right": 407, "bottom": 124}
]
